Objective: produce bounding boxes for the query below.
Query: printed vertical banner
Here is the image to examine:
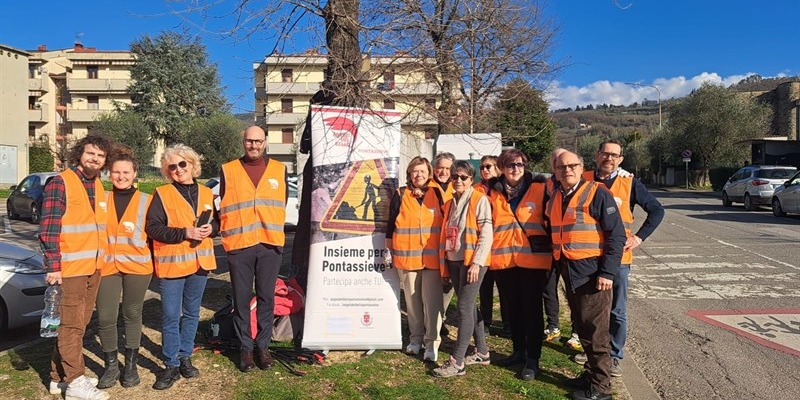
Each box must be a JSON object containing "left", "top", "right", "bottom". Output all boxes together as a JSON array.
[{"left": 301, "top": 105, "right": 402, "bottom": 350}]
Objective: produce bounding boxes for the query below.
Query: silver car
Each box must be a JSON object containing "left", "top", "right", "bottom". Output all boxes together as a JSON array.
[
  {"left": 0, "top": 240, "right": 46, "bottom": 331},
  {"left": 771, "top": 170, "right": 800, "bottom": 217},
  {"left": 721, "top": 165, "right": 797, "bottom": 211}
]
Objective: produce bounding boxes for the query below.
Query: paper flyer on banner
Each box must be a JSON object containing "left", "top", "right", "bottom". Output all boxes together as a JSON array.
[{"left": 302, "top": 105, "right": 403, "bottom": 350}]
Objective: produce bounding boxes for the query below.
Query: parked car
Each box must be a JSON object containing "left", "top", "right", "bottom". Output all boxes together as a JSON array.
[
  {"left": 6, "top": 172, "right": 58, "bottom": 224},
  {"left": 0, "top": 240, "right": 47, "bottom": 332},
  {"left": 771, "top": 170, "right": 800, "bottom": 217},
  {"left": 205, "top": 177, "right": 299, "bottom": 226},
  {"left": 721, "top": 165, "right": 797, "bottom": 211}
]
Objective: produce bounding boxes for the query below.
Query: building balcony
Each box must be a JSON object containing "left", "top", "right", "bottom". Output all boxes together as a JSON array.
[
  {"left": 66, "top": 78, "right": 129, "bottom": 93},
  {"left": 375, "top": 81, "right": 440, "bottom": 96},
  {"left": 258, "top": 82, "right": 321, "bottom": 97},
  {"left": 259, "top": 112, "right": 307, "bottom": 126},
  {"left": 27, "top": 103, "right": 50, "bottom": 122},
  {"left": 28, "top": 78, "right": 51, "bottom": 92},
  {"left": 268, "top": 143, "right": 295, "bottom": 156},
  {"left": 68, "top": 108, "right": 107, "bottom": 122}
]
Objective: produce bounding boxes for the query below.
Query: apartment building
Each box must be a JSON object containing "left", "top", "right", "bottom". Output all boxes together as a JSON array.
[
  {"left": 253, "top": 51, "right": 440, "bottom": 173},
  {"left": 0, "top": 44, "right": 31, "bottom": 184},
  {"left": 27, "top": 43, "right": 135, "bottom": 168}
]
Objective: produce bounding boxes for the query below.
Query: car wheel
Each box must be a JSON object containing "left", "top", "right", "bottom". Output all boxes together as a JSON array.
[
  {"left": 6, "top": 200, "right": 18, "bottom": 220},
  {"left": 722, "top": 192, "right": 732, "bottom": 207},
  {"left": 30, "top": 203, "right": 40, "bottom": 224},
  {"left": 772, "top": 198, "right": 786, "bottom": 217},
  {"left": 743, "top": 194, "right": 754, "bottom": 211}
]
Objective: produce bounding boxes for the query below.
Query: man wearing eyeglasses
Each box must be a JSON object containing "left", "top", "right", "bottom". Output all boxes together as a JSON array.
[
  {"left": 430, "top": 152, "right": 457, "bottom": 337},
  {"left": 582, "top": 140, "right": 664, "bottom": 378},
  {"left": 546, "top": 150, "right": 626, "bottom": 400},
  {"left": 218, "top": 125, "right": 289, "bottom": 373}
]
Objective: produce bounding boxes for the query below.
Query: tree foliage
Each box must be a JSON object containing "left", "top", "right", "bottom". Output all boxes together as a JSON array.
[
  {"left": 91, "top": 111, "right": 155, "bottom": 167},
  {"left": 128, "top": 31, "right": 227, "bottom": 145},
  {"left": 494, "top": 78, "right": 556, "bottom": 171},
  {"left": 180, "top": 114, "right": 245, "bottom": 179},
  {"left": 29, "top": 141, "right": 54, "bottom": 173}
]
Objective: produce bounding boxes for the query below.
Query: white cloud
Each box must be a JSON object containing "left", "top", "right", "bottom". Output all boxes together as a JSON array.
[{"left": 546, "top": 72, "right": 760, "bottom": 111}]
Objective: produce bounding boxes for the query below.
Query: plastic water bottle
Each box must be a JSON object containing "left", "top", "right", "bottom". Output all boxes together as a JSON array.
[{"left": 40, "top": 284, "right": 62, "bottom": 338}]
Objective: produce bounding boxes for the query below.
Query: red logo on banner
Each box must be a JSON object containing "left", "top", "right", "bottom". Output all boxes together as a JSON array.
[
  {"left": 323, "top": 116, "right": 358, "bottom": 147},
  {"left": 362, "top": 312, "right": 372, "bottom": 326}
]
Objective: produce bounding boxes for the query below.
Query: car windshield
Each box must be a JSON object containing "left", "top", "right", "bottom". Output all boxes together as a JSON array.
[
  {"left": 205, "top": 179, "right": 219, "bottom": 189},
  {"left": 755, "top": 169, "right": 797, "bottom": 179}
]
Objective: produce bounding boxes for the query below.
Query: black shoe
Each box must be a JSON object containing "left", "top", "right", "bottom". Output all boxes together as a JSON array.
[
  {"left": 239, "top": 350, "right": 256, "bottom": 372},
  {"left": 565, "top": 373, "right": 590, "bottom": 390},
  {"left": 495, "top": 351, "right": 526, "bottom": 367},
  {"left": 152, "top": 366, "right": 180, "bottom": 390},
  {"left": 120, "top": 348, "right": 140, "bottom": 388},
  {"left": 178, "top": 356, "right": 199, "bottom": 378},
  {"left": 570, "top": 386, "right": 612, "bottom": 400},
  {"left": 257, "top": 348, "right": 274, "bottom": 370},
  {"left": 97, "top": 350, "right": 119, "bottom": 389},
  {"left": 520, "top": 359, "right": 538, "bottom": 381}
]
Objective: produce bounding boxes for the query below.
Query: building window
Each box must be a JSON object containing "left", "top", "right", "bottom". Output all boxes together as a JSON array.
[
  {"left": 383, "top": 99, "right": 395, "bottom": 109},
  {"left": 87, "top": 96, "right": 99, "bottom": 110},
  {"left": 29, "top": 96, "right": 38, "bottom": 110},
  {"left": 425, "top": 98, "right": 437, "bottom": 109},
  {"left": 29, "top": 125, "right": 36, "bottom": 140},
  {"left": 29, "top": 65, "right": 36, "bottom": 79},
  {"left": 281, "top": 69, "right": 293, "bottom": 83},
  {"left": 378, "top": 71, "right": 396, "bottom": 91},
  {"left": 281, "top": 98, "right": 293, "bottom": 113},
  {"left": 282, "top": 128, "right": 294, "bottom": 144},
  {"left": 87, "top": 65, "right": 99, "bottom": 79},
  {"left": 424, "top": 128, "right": 435, "bottom": 139}
]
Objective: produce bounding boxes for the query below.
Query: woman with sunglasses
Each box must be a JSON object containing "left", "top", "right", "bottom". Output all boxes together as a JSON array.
[
  {"left": 432, "top": 160, "right": 493, "bottom": 378},
  {"left": 145, "top": 144, "right": 219, "bottom": 390},
  {"left": 385, "top": 156, "right": 446, "bottom": 363},
  {"left": 486, "top": 149, "right": 552, "bottom": 381},
  {"left": 95, "top": 145, "right": 152, "bottom": 389}
]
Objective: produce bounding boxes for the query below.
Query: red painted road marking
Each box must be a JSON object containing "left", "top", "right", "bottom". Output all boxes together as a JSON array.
[{"left": 687, "top": 309, "right": 800, "bottom": 357}]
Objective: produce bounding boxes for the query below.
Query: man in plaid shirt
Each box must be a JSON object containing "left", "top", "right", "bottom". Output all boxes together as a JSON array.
[{"left": 40, "top": 134, "right": 113, "bottom": 400}]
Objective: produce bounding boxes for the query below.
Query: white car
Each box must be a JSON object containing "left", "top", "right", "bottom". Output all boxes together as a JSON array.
[
  {"left": 771, "top": 170, "right": 800, "bottom": 217},
  {"left": 721, "top": 165, "right": 797, "bottom": 211},
  {"left": 205, "top": 178, "right": 299, "bottom": 226}
]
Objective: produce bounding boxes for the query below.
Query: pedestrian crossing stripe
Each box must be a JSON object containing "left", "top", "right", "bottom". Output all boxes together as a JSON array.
[{"left": 688, "top": 309, "right": 800, "bottom": 357}]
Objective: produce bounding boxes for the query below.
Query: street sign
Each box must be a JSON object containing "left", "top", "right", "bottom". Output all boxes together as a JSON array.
[
  {"left": 682, "top": 157, "right": 692, "bottom": 163},
  {"left": 682, "top": 149, "right": 692, "bottom": 158}
]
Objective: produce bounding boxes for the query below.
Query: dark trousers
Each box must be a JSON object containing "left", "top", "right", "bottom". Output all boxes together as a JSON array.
[
  {"left": 542, "top": 261, "right": 561, "bottom": 329},
  {"left": 494, "top": 267, "right": 547, "bottom": 360},
  {"left": 228, "top": 243, "right": 282, "bottom": 351},
  {"left": 96, "top": 272, "right": 152, "bottom": 352},
  {"left": 561, "top": 264, "right": 613, "bottom": 394},
  {"left": 479, "top": 269, "right": 510, "bottom": 328}
]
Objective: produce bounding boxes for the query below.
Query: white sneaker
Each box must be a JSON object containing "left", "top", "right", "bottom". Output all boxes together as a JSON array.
[
  {"left": 405, "top": 343, "right": 422, "bottom": 355},
  {"left": 423, "top": 348, "right": 438, "bottom": 362},
  {"left": 65, "top": 375, "right": 110, "bottom": 400},
  {"left": 49, "top": 377, "right": 99, "bottom": 395}
]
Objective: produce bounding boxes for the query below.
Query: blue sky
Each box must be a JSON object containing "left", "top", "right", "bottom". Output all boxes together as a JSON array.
[{"left": 2, "top": 1, "right": 798, "bottom": 113}]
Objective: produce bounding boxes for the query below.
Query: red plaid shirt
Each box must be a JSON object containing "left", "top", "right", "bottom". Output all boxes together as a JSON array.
[{"left": 38, "top": 167, "right": 98, "bottom": 273}]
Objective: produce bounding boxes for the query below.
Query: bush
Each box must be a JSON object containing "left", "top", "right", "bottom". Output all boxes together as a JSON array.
[
  {"left": 709, "top": 166, "right": 739, "bottom": 191},
  {"left": 29, "top": 142, "right": 54, "bottom": 172}
]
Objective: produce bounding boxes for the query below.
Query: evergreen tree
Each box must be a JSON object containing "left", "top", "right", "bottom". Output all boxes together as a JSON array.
[{"left": 494, "top": 78, "right": 556, "bottom": 171}]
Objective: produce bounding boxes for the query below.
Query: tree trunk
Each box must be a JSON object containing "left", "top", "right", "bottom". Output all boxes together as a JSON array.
[{"left": 322, "top": 0, "right": 365, "bottom": 108}]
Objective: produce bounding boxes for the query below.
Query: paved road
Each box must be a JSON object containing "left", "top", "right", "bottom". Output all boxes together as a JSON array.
[{"left": 627, "top": 189, "right": 800, "bottom": 399}]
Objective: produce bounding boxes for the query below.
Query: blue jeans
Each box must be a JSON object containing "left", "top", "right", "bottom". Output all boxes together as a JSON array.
[
  {"left": 159, "top": 270, "right": 208, "bottom": 367},
  {"left": 610, "top": 264, "right": 630, "bottom": 360}
]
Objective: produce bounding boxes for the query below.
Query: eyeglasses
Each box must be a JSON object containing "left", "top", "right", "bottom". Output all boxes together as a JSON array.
[
  {"left": 599, "top": 151, "right": 622, "bottom": 159},
  {"left": 167, "top": 160, "right": 188, "bottom": 172},
  {"left": 480, "top": 164, "right": 495, "bottom": 171},
  {"left": 504, "top": 162, "right": 526, "bottom": 170},
  {"left": 555, "top": 163, "right": 582, "bottom": 172},
  {"left": 244, "top": 138, "right": 265, "bottom": 145},
  {"left": 453, "top": 174, "right": 472, "bottom": 182}
]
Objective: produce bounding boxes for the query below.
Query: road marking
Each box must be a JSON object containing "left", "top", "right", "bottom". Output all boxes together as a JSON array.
[
  {"left": 688, "top": 309, "right": 800, "bottom": 357},
  {"left": 715, "top": 239, "right": 797, "bottom": 269},
  {"left": 3, "top": 215, "right": 11, "bottom": 234}
]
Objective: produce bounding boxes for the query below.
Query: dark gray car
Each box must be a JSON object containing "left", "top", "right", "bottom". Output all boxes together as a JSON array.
[{"left": 7, "top": 172, "right": 58, "bottom": 224}]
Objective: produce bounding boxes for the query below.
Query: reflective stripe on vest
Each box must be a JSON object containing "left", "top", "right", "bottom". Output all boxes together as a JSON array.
[
  {"left": 103, "top": 191, "right": 153, "bottom": 276},
  {"left": 59, "top": 169, "right": 107, "bottom": 277},
  {"left": 583, "top": 171, "right": 634, "bottom": 263},
  {"left": 488, "top": 182, "right": 551, "bottom": 270},
  {"left": 219, "top": 159, "right": 286, "bottom": 251},
  {"left": 392, "top": 185, "right": 443, "bottom": 270},
  {"left": 546, "top": 181, "right": 603, "bottom": 261},
  {"left": 152, "top": 184, "right": 217, "bottom": 278}
]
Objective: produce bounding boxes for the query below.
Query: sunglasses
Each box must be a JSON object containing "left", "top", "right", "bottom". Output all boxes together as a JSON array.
[
  {"left": 168, "top": 160, "right": 188, "bottom": 172},
  {"left": 452, "top": 174, "right": 472, "bottom": 182},
  {"left": 504, "top": 162, "right": 526, "bottom": 170},
  {"left": 480, "top": 164, "right": 495, "bottom": 170}
]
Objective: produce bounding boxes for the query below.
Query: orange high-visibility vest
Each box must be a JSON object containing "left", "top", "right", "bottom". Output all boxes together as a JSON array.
[
  {"left": 152, "top": 185, "right": 217, "bottom": 278},
  {"left": 219, "top": 159, "right": 286, "bottom": 251},
  {"left": 546, "top": 181, "right": 604, "bottom": 261},
  {"left": 59, "top": 169, "right": 108, "bottom": 278},
  {"left": 487, "top": 182, "right": 552, "bottom": 270},
  {"left": 439, "top": 190, "right": 492, "bottom": 277},
  {"left": 430, "top": 179, "right": 454, "bottom": 203},
  {"left": 583, "top": 171, "right": 634, "bottom": 263},
  {"left": 472, "top": 182, "right": 489, "bottom": 194},
  {"left": 392, "top": 185, "right": 443, "bottom": 271},
  {"left": 103, "top": 191, "right": 153, "bottom": 276}
]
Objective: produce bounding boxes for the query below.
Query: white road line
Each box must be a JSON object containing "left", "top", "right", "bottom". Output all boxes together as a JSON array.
[{"left": 3, "top": 215, "right": 11, "bottom": 234}]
